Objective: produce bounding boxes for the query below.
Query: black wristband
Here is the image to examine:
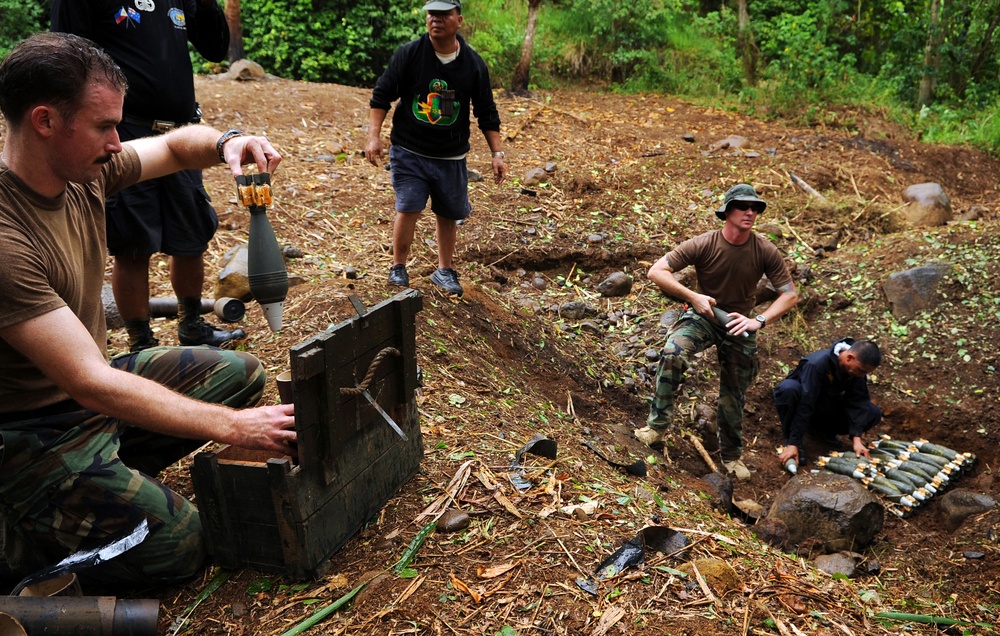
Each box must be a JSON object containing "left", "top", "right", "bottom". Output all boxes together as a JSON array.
[{"left": 216, "top": 128, "right": 244, "bottom": 163}]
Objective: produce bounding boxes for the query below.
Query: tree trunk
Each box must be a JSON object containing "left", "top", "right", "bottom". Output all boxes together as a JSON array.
[
  {"left": 225, "top": 0, "right": 245, "bottom": 62},
  {"left": 510, "top": 0, "right": 542, "bottom": 96},
  {"left": 736, "top": 0, "right": 757, "bottom": 85},
  {"left": 969, "top": 2, "right": 1000, "bottom": 84},
  {"left": 918, "top": 0, "right": 942, "bottom": 106}
]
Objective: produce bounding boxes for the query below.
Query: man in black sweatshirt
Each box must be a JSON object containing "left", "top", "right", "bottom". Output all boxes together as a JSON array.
[
  {"left": 365, "top": 0, "right": 507, "bottom": 296},
  {"left": 774, "top": 338, "right": 883, "bottom": 467}
]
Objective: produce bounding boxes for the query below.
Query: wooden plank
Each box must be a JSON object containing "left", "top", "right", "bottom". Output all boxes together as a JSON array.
[
  {"left": 191, "top": 452, "right": 238, "bottom": 567},
  {"left": 192, "top": 289, "right": 425, "bottom": 576},
  {"left": 268, "top": 458, "right": 307, "bottom": 574},
  {"left": 292, "top": 401, "right": 423, "bottom": 578}
]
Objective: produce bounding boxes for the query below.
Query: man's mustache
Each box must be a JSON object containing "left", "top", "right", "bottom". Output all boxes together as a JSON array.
[{"left": 96, "top": 154, "right": 114, "bottom": 164}]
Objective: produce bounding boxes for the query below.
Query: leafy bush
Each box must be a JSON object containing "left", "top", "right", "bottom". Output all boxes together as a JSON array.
[
  {"left": 241, "top": 0, "right": 421, "bottom": 85},
  {"left": 0, "top": 0, "right": 48, "bottom": 58}
]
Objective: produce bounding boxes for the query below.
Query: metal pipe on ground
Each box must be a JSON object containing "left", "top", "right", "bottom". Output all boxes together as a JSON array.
[
  {"left": 0, "top": 597, "right": 159, "bottom": 636},
  {"left": 147, "top": 297, "right": 246, "bottom": 322},
  {"left": 104, "top": 287, "right": 246, "bottom": 329}
]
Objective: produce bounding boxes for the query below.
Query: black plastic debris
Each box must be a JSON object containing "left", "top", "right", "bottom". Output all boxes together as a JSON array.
[
  {"left": 576, "top": 526, "right": 689, "bottom": 595},
  {"left": 582, "top": 441, "right": 647, "bottom": 477},
  {"left": 508, "top": 434, "right": 558, "bottom": 491},
  {"left": 11, "top": 518, "right": 149, "bottom": 596}
]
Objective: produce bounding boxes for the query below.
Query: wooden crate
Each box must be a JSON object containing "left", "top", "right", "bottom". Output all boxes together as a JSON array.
[{"left": 191, "top": 289, "right": 424, "bottom": 578}]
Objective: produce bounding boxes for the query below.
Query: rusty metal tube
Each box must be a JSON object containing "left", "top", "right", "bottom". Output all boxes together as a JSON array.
[
  {"left": 147, "top": 297, "right": 246, "bottom": 322},
  {"left": 0, "top": 597, "right": 159, "bottom": 636}
]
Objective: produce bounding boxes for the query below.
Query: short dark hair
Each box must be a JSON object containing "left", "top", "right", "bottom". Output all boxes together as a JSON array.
[
  {"left": 850, "top": 340, "right": 881, "bottom": 367},
  {"left": 0, "top": 32, "right": 127, "bottom": 128}
]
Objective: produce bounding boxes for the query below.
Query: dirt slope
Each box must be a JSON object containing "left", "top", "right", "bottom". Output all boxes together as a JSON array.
[{"left": 130, "top": 76, "right": 1000, "bottom": 634}]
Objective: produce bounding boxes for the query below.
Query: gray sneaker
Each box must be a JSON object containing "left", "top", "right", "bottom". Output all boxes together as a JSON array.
[
  {"left": 388, "top": 264, "right": 409, "bottom": 287},
  {"left": 430, "top": 268, "right": 463, "bottom": 295}
]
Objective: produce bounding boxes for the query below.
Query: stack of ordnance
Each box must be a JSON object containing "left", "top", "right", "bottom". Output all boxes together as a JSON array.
[{"left": 816, "top": 435, "right": 976, "bottom": 517}]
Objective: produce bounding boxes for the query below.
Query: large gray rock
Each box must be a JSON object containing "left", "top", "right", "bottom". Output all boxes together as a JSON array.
[
  {"left": 767, "top": 472, "right": 884, "bottom": 553},
  {"left": 699, "top": 472, "right": 734, "bottom": 516},
  {"left": 815, "top": 551, "right": 864, "bottom": 578},
  {"left": 939, "top": 489, "right": 997, "bottom": 532},
  {"left": 901, "top": 183, "right": 952, "bottom": 226},
  {"left": 225, "top": 58, "right": 267, "bottom": 82},
  {"left": 558, "top": 301, "right": 596, "bottom": 320},
  {"left": 597, "top": 272, "right": 633, "bottom": 297},
  {"left": 103, "top": 283, "right": 123, "bottom": 330},
  {"left": 659, "top": 309, "right": 680, "bottom": 327},
  {"left": 215, "top": 243, "right": 253, "bottom": 302},
  {"left": 882, "top": 263, "right": 950, "bottom": 320},
  {"left": 522, "top": 167, "right": 547, "bottom": 187}
]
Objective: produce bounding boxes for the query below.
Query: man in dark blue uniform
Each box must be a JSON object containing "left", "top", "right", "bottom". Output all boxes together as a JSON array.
[
  {"left": 774, "top": 338, "right": 883, "bottom": 467},
  {"left": 52, "top": 0, "right": 245, "bottom": 351}
]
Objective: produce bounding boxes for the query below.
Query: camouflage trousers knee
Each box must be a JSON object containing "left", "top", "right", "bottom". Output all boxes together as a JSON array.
[
  {"left": 647, "top": 310, "right": 759, "bottom": 460},
  {"left": 0, "top": 346, "right": 265, "bottom": 588}
]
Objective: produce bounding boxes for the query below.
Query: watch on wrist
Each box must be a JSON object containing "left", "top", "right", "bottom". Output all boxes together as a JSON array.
[
  {"left": 491, "top": 151, "right": 505, "bottom": 158},
  {"left": 755, "top": 314, "right": 767, "bottom": 328},
  {"left": 216, "top": 128, "right": 244, "bottom": 163}
]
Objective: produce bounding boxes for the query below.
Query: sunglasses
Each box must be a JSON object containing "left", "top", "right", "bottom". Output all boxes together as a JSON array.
[{"left": 729, "top": 202, "right": 763, "bottom": 213}]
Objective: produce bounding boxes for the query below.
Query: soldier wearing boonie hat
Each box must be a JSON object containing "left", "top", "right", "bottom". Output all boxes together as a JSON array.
[
  {"left": 634, "top": 183, "right": 799, "bottom": 482},
  {"left": 714, "top": 183, "right": 767, "bottom": 219}
]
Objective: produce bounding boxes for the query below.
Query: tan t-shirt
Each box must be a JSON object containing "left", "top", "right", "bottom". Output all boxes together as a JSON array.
[
  {"left": 0, "top": 147, "right": 142, "bottom": 413},
  {"left": 665, "top": 229, "right": 793, "bottom": 317}
]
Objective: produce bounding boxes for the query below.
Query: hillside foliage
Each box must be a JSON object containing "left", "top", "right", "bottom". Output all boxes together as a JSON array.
[{"left": 2, "top": 0, "right": 999, "bottom": 152}]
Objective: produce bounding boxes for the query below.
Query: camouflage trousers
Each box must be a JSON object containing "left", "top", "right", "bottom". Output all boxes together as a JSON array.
[
  {"left": 647, "top": 309, "right": 760, "bottom": 461},
  {"left": 0, "top": 346, "right": 265, "bottom": 588}
]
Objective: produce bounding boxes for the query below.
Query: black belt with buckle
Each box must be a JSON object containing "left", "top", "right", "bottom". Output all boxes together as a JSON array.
[{"left": 121, "top": 114, "right": 201, "bottom": 133}]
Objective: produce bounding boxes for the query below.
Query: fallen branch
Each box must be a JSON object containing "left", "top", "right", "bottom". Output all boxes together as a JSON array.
[
  {"left": 849, "top": 194, "right": 880, "bottom": 222},
  {"left": 414, "top": 459, "right": 474, "bottom": 523},
  {"left": 686, "top": 432, "right": 718, "bottom": 472},
  {"left": 789, "top": 173, "right": 829, "bottom": 202},
  {"left": 783, "top": 220, "right": 813, "bottom": 254},
  {"left": 506, "top": 104, "right": 544, "bottom": 140}
]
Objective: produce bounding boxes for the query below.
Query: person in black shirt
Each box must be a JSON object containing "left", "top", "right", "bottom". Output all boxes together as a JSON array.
[
  {"left": 52, "top": 0, "right": 246, "bottom": 351},
  {"left": 365, "top": 0, "right": 506, "bottom": 296}
]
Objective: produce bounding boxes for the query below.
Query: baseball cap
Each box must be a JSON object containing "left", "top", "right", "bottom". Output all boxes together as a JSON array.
[
  {"left": 714, "top": 184, "right": 767, "bottom": 220},
  {"left": 423, "top": 0, "right": 461, "bottom": 10}
]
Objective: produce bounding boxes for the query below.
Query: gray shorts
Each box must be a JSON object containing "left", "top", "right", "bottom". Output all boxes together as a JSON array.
[{"left": 390, "top": 145, "right": 471, "bottom": 221}]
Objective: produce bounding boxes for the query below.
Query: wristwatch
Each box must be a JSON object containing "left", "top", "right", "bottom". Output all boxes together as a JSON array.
[
  {"left": 216, "top": 128, "right": 245, "bottom": 162},
  {"left": 755, "top": 314, "right": 767, "bottom": 328},
  {"left": 491, "top": 151, "right": 505, "bottom": 158}
]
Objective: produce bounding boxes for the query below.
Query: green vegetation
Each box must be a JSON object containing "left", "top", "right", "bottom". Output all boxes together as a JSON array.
[
  {"left": 463, "top": 0, "right": 1000, "bottom": 154},
  {"left": 0, "top": 0, "right": 47, "bottom": 57},
  {"left": 5, "top": 0, "right": 999, "bottom": 153},
  {"left": 241, "top": 0, "right": 422, "bottom": 84}
]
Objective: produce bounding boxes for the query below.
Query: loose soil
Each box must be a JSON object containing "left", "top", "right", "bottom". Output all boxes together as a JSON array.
[{"left": 122, "top": 76, "right": 1000, "bottom": 634}]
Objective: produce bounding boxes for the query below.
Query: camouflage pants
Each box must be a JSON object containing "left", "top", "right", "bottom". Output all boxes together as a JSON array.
[
  {"left": 647, "top": 310, "right": 759, "bottom": 461},
  {"left": 0, "top": 346, "right": 264, "bottom": 588}
]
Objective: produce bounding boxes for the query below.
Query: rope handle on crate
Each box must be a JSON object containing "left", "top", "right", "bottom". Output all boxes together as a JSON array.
[{"left": 340, "top": 347, "right": 401, "bottom": 395}]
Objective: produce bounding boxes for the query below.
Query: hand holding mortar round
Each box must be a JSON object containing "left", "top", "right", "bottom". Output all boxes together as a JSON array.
[{"left": 236, "top": 173, "right": 288, "bottom": 331}]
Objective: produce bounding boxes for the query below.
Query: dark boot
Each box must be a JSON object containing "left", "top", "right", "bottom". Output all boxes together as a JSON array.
[
  {"left": 178, "top": 317, "right": 247, "bottom": 347},
  {"left": 177, "top": 296, "right": 247, "bottom": 347},
  {"left": 124, "top": 318, "right": 160, "bottom": 352}
]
